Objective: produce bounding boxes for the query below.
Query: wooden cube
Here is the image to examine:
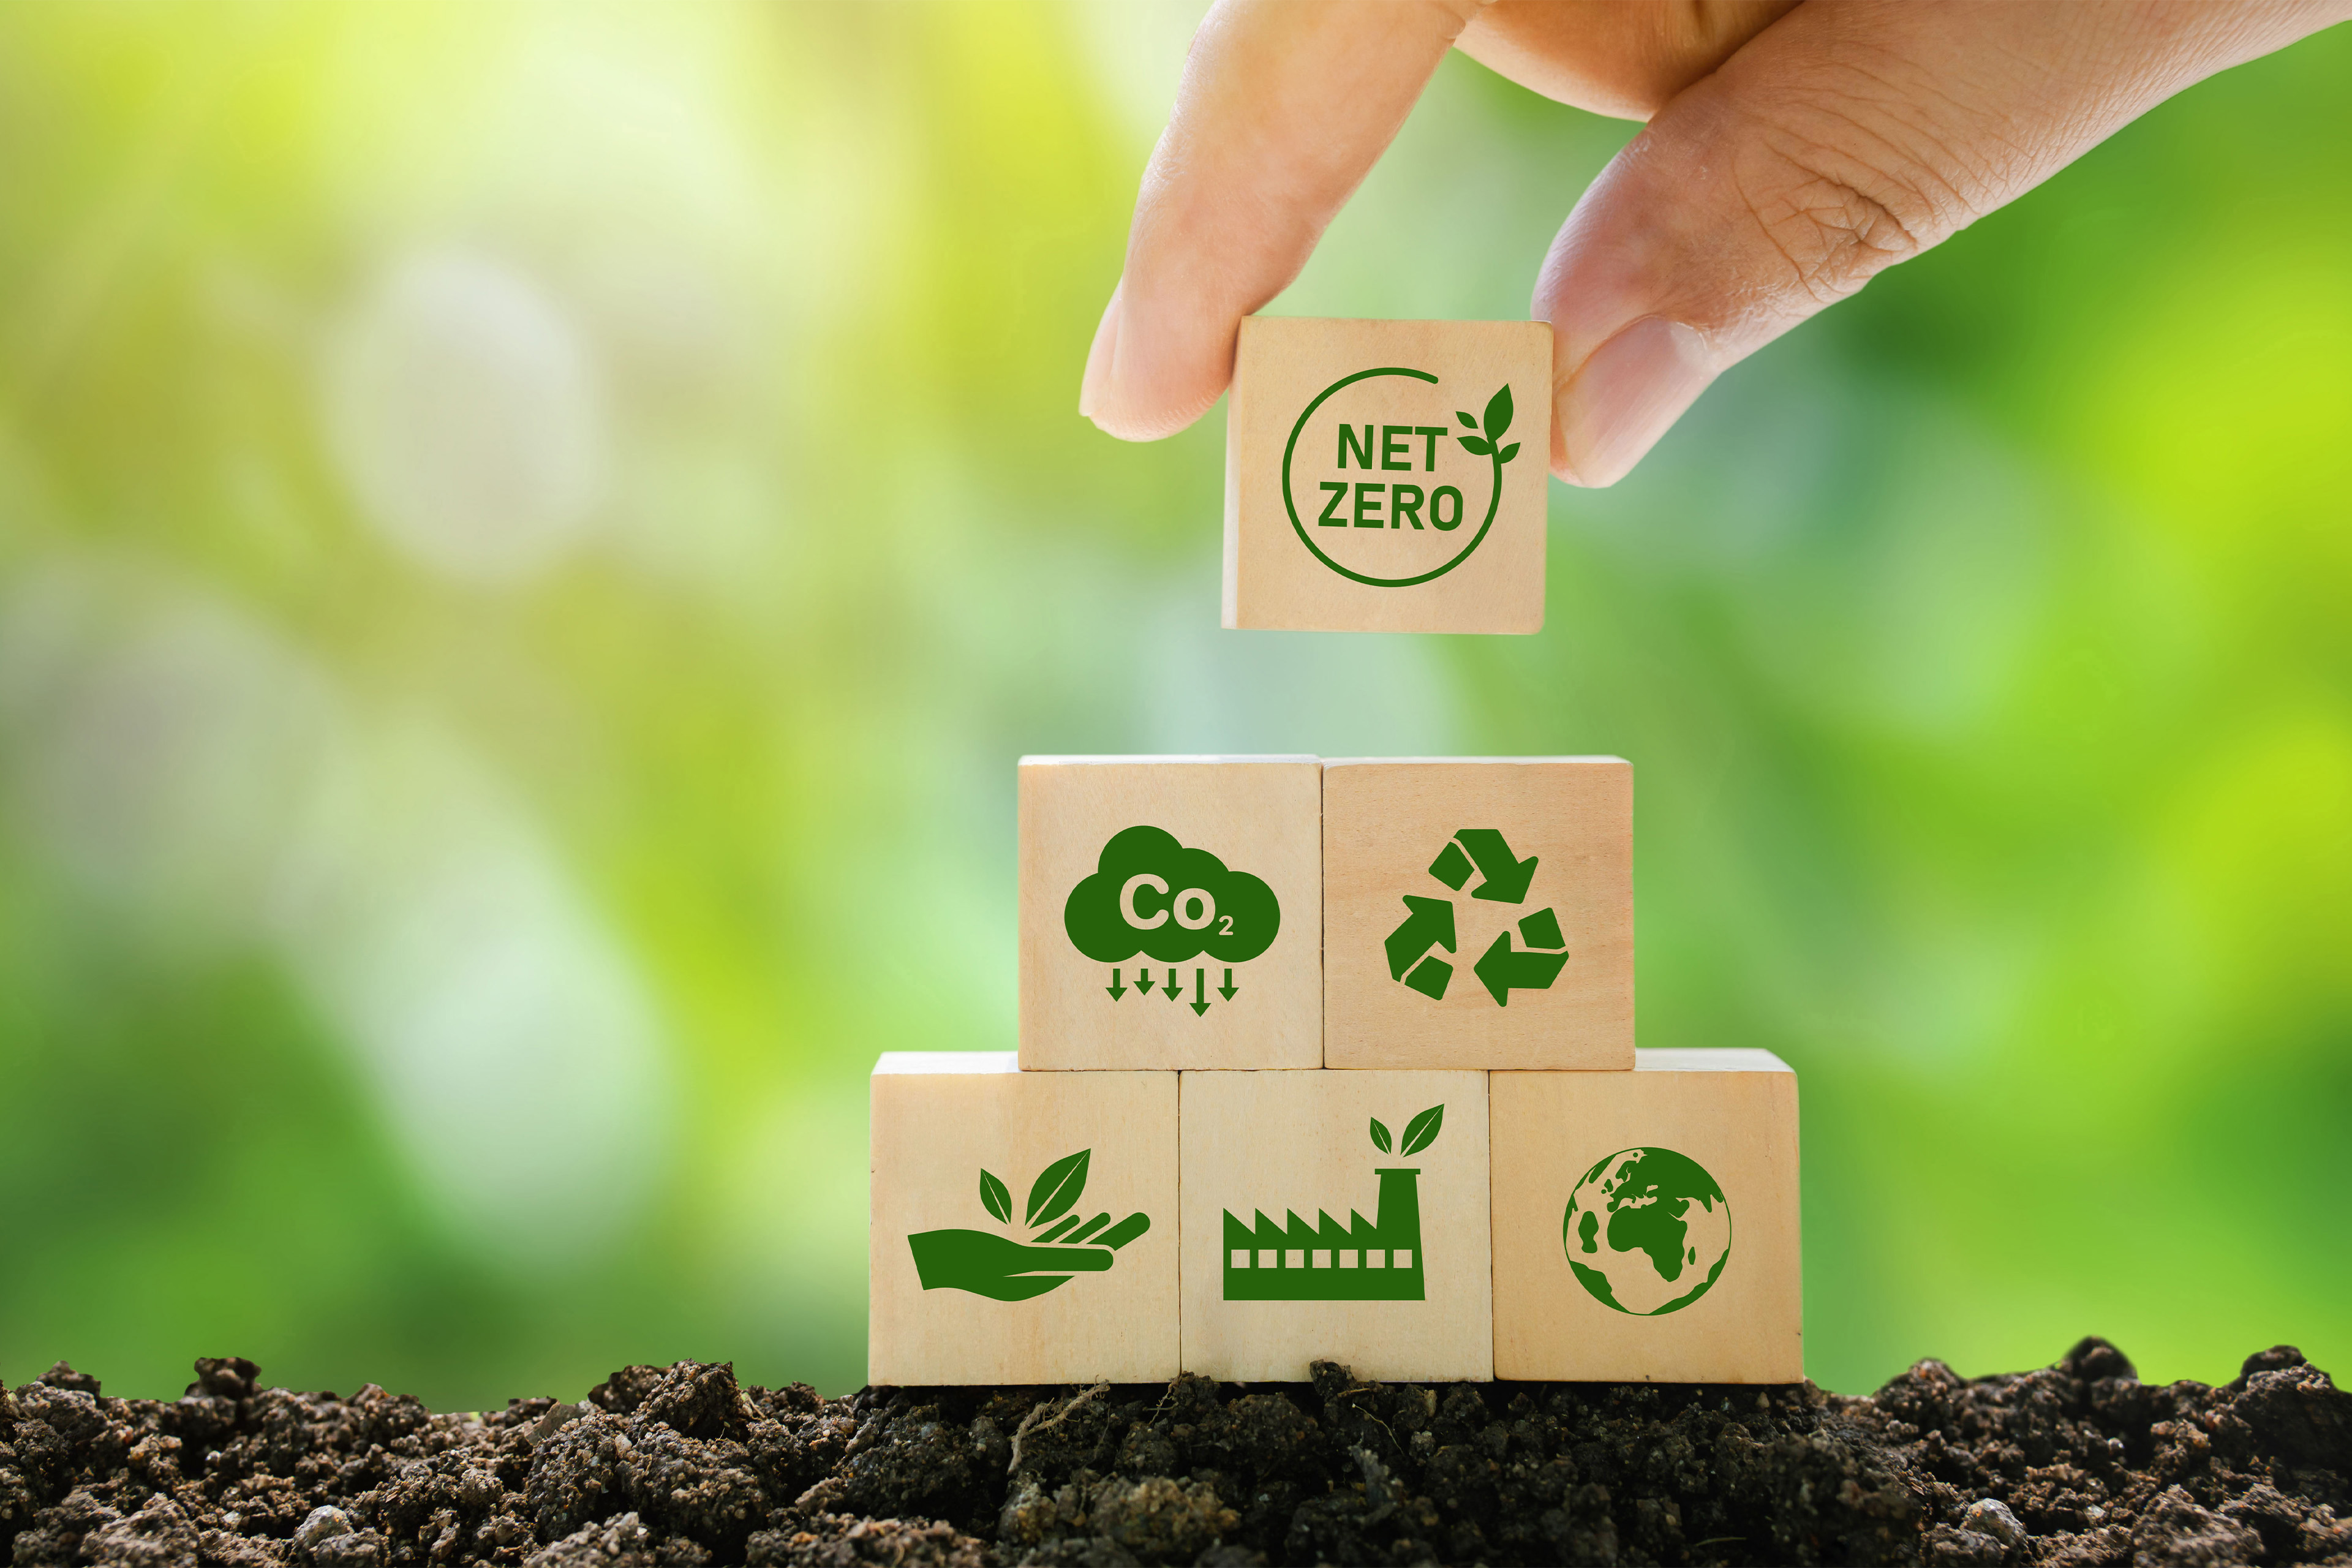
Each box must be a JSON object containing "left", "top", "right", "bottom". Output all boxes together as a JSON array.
[
  {"left": 1179, "top": 1069, "right": 1491, "bottom": 1382},
  {"left": 1019, "top": 756, "right": 1322, "bottom": 1071},
  {"left": 1490, "top": 1050, "right": 1802, "bottom": 1383},
  {"left": 1223, "top": 317, "right": 1552, "bottom": 635},
  {"left": 1323, "top": 758, "right": 1632, "bottom": 1071},
  {"left": 869, "top": 1052, "right": 1178, "bottom": 1385}
]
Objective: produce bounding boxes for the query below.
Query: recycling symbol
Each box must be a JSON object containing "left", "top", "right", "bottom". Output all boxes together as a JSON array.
[{"left": 1383, "top": 829, "right": 1568, "bottom": 1005}]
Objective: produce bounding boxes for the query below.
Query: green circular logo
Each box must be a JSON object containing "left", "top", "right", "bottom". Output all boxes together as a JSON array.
[
  {"left": 1563, "top": 1147, "right": 1730, "bottom": 1316},
  {"left": 1282, "top": 368, "right": 1523, "bottom": 588}
]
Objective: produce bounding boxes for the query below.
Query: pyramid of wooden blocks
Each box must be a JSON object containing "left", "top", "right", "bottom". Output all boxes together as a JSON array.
[{"left": 869, "top": 754, "right": 1803, "bottom": 1388}]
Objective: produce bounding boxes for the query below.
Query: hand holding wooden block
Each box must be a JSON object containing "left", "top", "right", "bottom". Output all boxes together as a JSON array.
[
  {"left": 1180, "top": 1069, "right": 1491, "bottom": 1382},
  {"left": 869, "top": 1053, "right": 1178, "bottom": 1385},
  {"left": 1019, "top": 756, "right": 1322, "bottom": 1071},
  {"left": 1490, "top": 1050, "right": 1802, "bottom": 1383},
  {"left": 1324, "top": 757, "right": 1632, "bottom": 1071},
  {"left": 1223, "top": 318, "right": 1553, "bottom": 634}
]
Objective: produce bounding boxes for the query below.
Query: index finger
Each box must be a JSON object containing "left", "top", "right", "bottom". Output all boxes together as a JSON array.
[{"left": 1079, "top": 0, "right": 1480, "bottom": 442}]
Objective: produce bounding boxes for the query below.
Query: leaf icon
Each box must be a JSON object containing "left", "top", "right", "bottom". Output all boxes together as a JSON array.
[
  {"left": 1458, "top": 435, "right": 1493, "bottom": 457},
  {"left": 1497, "top": 442, "right": 1520, "bottom": 464},
  {"left": 1400, "top": 1104, "right": 1445, "bottom": 1157},
  {"left": 1369, "top": 1117, "right": 1392, "bottom": 1154},
  {"left": 1026, "top": 1148, "right": 1090, "bottom": 1229},
  {"left": 1455, "top": 410, "right": 1478, "bottom": 429},
  {"left": 1482, "top": 385, "right": 1514, "bottom": 442},
  {"left": 979, "top": 1169, "right": 1012, "bottom": 1225}
]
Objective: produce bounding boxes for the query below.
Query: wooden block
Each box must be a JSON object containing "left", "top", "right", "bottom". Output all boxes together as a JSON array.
[
  {"left": 1490, "top": 1050, "right": 1803, "bottom": 1383},
  {"left": 1323, "top": 758, "right": 1632, "bottom": 1071},
  {"left": 1180, "top": 1069, "right": 1491, "bottom": 1382},
  {"left": 869, "top": 1052, "right": 1178, "bottom": 1385},
  {"left": 1019, "top": 756, "right": 1322, "bottom": 1071},
  {"left": 1223, "top": 317, "right": 1552, "bottom": 635}
]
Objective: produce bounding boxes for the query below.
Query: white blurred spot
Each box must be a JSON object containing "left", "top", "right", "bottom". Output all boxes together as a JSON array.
[
  {"left": 0, "top": 571, "right": 334, "bottom": 941},
  {"left": 272, "top": 721, "right": 668, "bottom": 1263},
  {"left": 326, "top": 249, "right": 606, "bottom": 584}
]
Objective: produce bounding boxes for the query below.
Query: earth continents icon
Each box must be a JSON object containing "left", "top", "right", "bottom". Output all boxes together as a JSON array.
[{"left": 1563, "top": 1147, "right": 1731, "bottom": 1316}]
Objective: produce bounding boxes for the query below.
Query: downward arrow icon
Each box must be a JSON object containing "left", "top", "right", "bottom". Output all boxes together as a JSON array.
[
  {"left": 1216, "top": 968, "right": 1237, "bottom": 1000},
  {"left": 1189, "top": 969, "right": 1210, "bottom": 1016},
  {"left": 1105, "top": 968, "right": 1126, "bottom": 1000}
]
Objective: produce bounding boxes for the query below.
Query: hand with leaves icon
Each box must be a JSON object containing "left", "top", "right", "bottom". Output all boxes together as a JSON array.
[
  {"left": 908, "top": 1148, "right": 1151, "bottom": 1302},
  {"left": 1453, "top": 387, "right": 1521, "bottom": 467},
  {"left": 1369, "top": 1104, "right": 1444, "bottom": 1158}
]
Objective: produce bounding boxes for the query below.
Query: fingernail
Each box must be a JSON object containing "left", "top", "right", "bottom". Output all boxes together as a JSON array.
[
  {"left": 1555, "top": 317, "right": 1716, "bottom": 487},
  {"left": 1079, "top": 283, "right": 1123, "bottom": 422}
]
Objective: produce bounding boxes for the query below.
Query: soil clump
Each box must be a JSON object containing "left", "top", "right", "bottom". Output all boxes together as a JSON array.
[{"left": 4, "top": 1338, "right": 2348, "bottom": 1565}]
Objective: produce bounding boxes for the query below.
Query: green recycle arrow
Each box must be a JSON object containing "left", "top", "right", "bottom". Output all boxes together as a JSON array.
[
  {"left": 1387, "top": 832, "right": 1567, "bottom": 1005},
  {"left": 1384, "top": 895, "right": 1456, "bottom": 979},
  {"left": 1451, "top": 829, "right": 1539, "bottom": 902},
  {"left": 1473, "top": 933, "right": 1567, "bottom": 1005}
]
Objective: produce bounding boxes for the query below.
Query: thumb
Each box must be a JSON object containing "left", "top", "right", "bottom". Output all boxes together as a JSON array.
[
  {"left": 1540, "top": 0, "right": 2350, "bottom": 486},
  {"left": 1081, "top": 0, "right": 1478, "bottom": 442}
]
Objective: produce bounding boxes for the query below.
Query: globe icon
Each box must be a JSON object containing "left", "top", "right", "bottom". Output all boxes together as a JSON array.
[{"left": 1563, "top": 1147, "right": 1732, "bottom": 1316}]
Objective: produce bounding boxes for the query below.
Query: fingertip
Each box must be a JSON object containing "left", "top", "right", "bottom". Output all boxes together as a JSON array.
[
  {"left": 1082, "top": 0, "right": 1465, "bottom": 446},
  {"left": 1084, "top": 383, "right": 1226, "bottom": 443},
  {"left": 1555, "top": 317, "right": 1716, "bottom": 488},
  {"left": 1078, "top": 292, "right": 1233, "bottom": 442},
  {"left": 1078, "top": 284, "right": 1123, "bottom": 422},
  {"left": 1547, "top": 384, "right": 1581, "bottom": 486}
]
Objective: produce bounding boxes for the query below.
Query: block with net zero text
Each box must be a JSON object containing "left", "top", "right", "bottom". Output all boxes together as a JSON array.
[
  {"left": 1322, "top": 757, "right": 1632, "bottom": 1071},
  {"left": 1178, "top": 1068, "right": 1491, "bottom": 1382},
  {"left": 869, "top": 1053, "right": 1178, "bottom": 1385},
  {"left": 1223, "top": 317, "right": 1551, "bottom": 635},
  {"left": 1491, "top": 1050, "right": 1801, "bottom": 1384},
  {"left": 1019, "top": 756, "right": 1322, "bottom": 1070}
]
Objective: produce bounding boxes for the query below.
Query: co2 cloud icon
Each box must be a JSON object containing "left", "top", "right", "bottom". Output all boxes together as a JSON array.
[{"left": 1063, "top": 825, "right": 1281, "bottom": 964}]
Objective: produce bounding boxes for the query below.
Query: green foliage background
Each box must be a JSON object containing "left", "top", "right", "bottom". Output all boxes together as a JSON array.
[{"left": 2, "top": 2, "right": 2348, "bottom": 1408}]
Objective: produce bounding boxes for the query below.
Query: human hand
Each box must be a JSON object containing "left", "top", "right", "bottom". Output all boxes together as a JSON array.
[{"left": 1080, "top": 0, "right": 2350, "bottom": 486}]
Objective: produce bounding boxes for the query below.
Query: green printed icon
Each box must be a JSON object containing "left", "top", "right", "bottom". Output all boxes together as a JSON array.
[
  {"left": 1564, "top": 1147, "right": 1731, "bottom": 1316},
  {"left": 907, "top": 1148, "right": 1150, "bottom": 1302},
  {"left": 1065, "top": 826, "right": 1278, "bottom": 1016},
  {"left": 1223, "top": 1104, "right": 1442, "bottom": 1302},
  {"left": 1284, "top": 372, "right": 1523, "bottom": 588},
  {"left": 1385, "top": 829, "right": 1567, "bottom": 1003}
]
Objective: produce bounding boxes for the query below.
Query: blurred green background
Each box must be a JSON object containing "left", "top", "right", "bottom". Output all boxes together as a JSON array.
[{"left": 2, "top": 1, "right": 2348, "bottom": 1410}]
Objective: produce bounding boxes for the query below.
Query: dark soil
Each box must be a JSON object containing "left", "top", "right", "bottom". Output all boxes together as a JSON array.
[{"left": 6, "top": 1340, "right": 2348, "bottom": 1566}]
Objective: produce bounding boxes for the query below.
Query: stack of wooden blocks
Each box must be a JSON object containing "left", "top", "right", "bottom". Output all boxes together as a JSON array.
[{"left": 869, "top": 756, "right": 1801, "bottom": 1387}]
